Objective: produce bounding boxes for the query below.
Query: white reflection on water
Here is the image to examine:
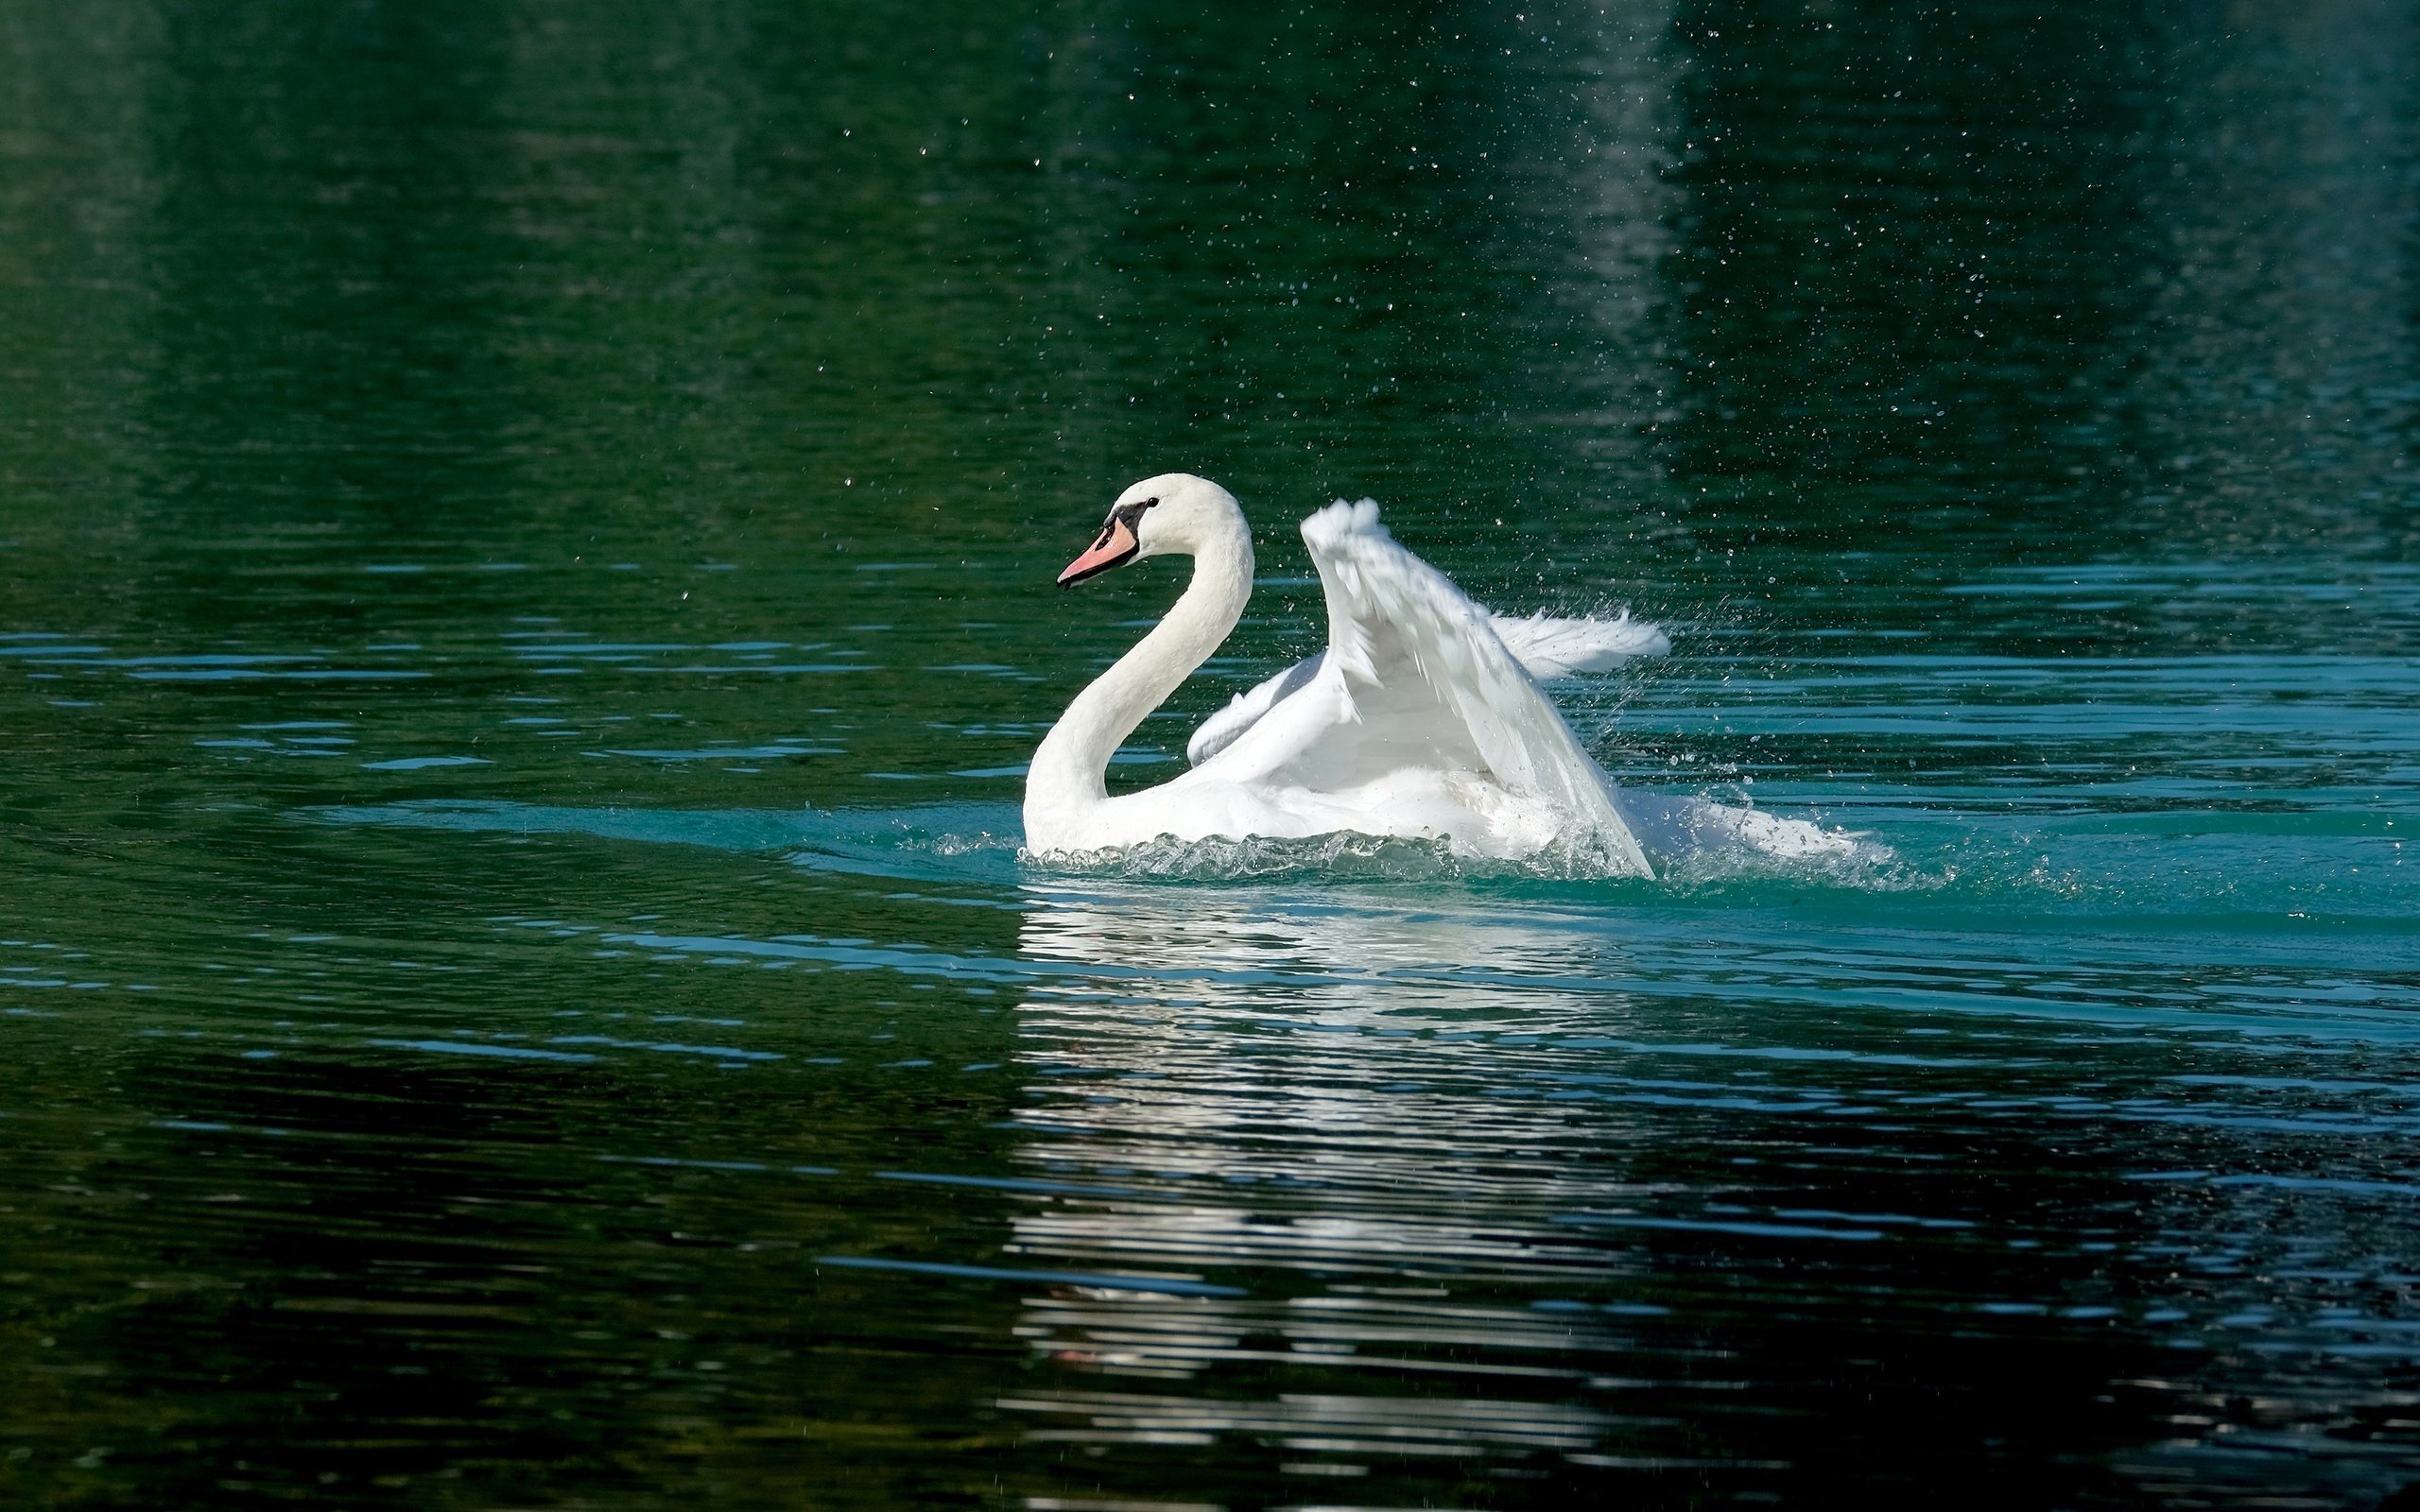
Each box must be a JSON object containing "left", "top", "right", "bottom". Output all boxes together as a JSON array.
[
  {"left": 994, "top": 884, "right": 1725, "bottom": 1470},
  {"left": 997, "top": 875, "right": 2420, "bottom": 1485}
]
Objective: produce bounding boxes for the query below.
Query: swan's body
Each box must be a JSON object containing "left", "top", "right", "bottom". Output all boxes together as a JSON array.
[{"left": 1022, "top": 475, "right": 1669, "bottom": 872}]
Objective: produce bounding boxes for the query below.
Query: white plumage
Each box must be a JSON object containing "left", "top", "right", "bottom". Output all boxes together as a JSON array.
[
  {"left": 1187, "top": 584, "right": 1666, "bottom": 765},
  {"left": 1022, "top": 476, "right": 1667, "bottom": 873}
]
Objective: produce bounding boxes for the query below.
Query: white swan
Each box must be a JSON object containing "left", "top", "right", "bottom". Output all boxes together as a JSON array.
[{"left": 1021, "top": 473, "right": 1668, "bottom": 872}]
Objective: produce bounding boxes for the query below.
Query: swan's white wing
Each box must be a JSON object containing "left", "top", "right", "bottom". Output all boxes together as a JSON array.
[
  {"left": 1194, "top": 499, "right": 1652, "bottom": 876},
  {"left": 1185, "top": 611, "right": 1663, "bottom": 766},
  {"left": 1185, "top": 650, "right": 1328, "bottom": 766},
  {"left": 1491, "top": 610, "right": 1668, "bottom": 678}
]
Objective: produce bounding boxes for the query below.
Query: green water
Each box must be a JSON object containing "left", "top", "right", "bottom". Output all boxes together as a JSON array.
[{"left": 3, "top": 1, "right": 2417, "bottom": 1507}]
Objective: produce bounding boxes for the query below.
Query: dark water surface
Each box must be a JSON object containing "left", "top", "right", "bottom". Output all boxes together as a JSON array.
[{"left": 4, "top": 1, "right": 2418, "bottom": 1507}]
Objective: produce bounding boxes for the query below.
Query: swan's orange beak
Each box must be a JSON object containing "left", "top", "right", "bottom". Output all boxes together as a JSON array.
[{"left": 1058, "top": 516, "right": 1139, "bottom": 587}]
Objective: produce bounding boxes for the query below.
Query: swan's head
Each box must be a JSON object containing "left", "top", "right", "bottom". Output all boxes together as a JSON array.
[{"left": 1058, "top": 473, "right": 1245, "bottom": 587}]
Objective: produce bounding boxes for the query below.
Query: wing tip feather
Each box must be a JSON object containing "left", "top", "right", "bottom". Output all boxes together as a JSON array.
[{"left": 1303, "top": 497, "right": 1386, "bottom": 550}]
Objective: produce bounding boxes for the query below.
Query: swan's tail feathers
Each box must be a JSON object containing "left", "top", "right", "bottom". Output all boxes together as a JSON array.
[
  {"left": 1491, "top": 610, "right": 1668, "bottom": 679},
  {"left": 1300, "top": 498, "right": 1654, "bottom": 878}
]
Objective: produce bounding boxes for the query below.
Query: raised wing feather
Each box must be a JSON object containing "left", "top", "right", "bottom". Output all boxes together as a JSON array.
[
  {"left": 1195, "top": 499, "right": 1651, "bottom": 876},
  {"left": 1187, "top": 603, "right": 1663, "bottom": 766},
  {"left": 1491, "top": 610, "right": 1668, "bottom": 678},
  {"left": 1186, "top": 650, "right": 1330, "bottom": 766}
]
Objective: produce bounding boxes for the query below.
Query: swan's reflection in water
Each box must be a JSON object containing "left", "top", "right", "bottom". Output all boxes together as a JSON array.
[
  {"left": 993, "top": 884, "right": 1759, "bottom": 1482},
  {"left": 984, "top": 884, "right": 2410, "bottom": 1499}
]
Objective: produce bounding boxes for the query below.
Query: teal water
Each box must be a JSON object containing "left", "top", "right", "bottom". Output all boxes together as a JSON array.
[{"left": 4, "top": 1, "right": 2418, "bottom": 1507}]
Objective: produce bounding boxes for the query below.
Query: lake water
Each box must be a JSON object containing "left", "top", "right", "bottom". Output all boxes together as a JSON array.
[{"left": 4, "top": 2, "right": 2417, "bottom": 1507}]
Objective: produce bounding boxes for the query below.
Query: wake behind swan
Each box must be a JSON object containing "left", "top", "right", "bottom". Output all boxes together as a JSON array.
[{"left": 1021, "top": 473, "right": 1863, "bottom": 876}]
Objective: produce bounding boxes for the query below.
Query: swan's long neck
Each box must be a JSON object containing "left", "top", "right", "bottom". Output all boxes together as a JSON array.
[{"left": 1026, "top": 521, "right": 1253, "bottom": 847}]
